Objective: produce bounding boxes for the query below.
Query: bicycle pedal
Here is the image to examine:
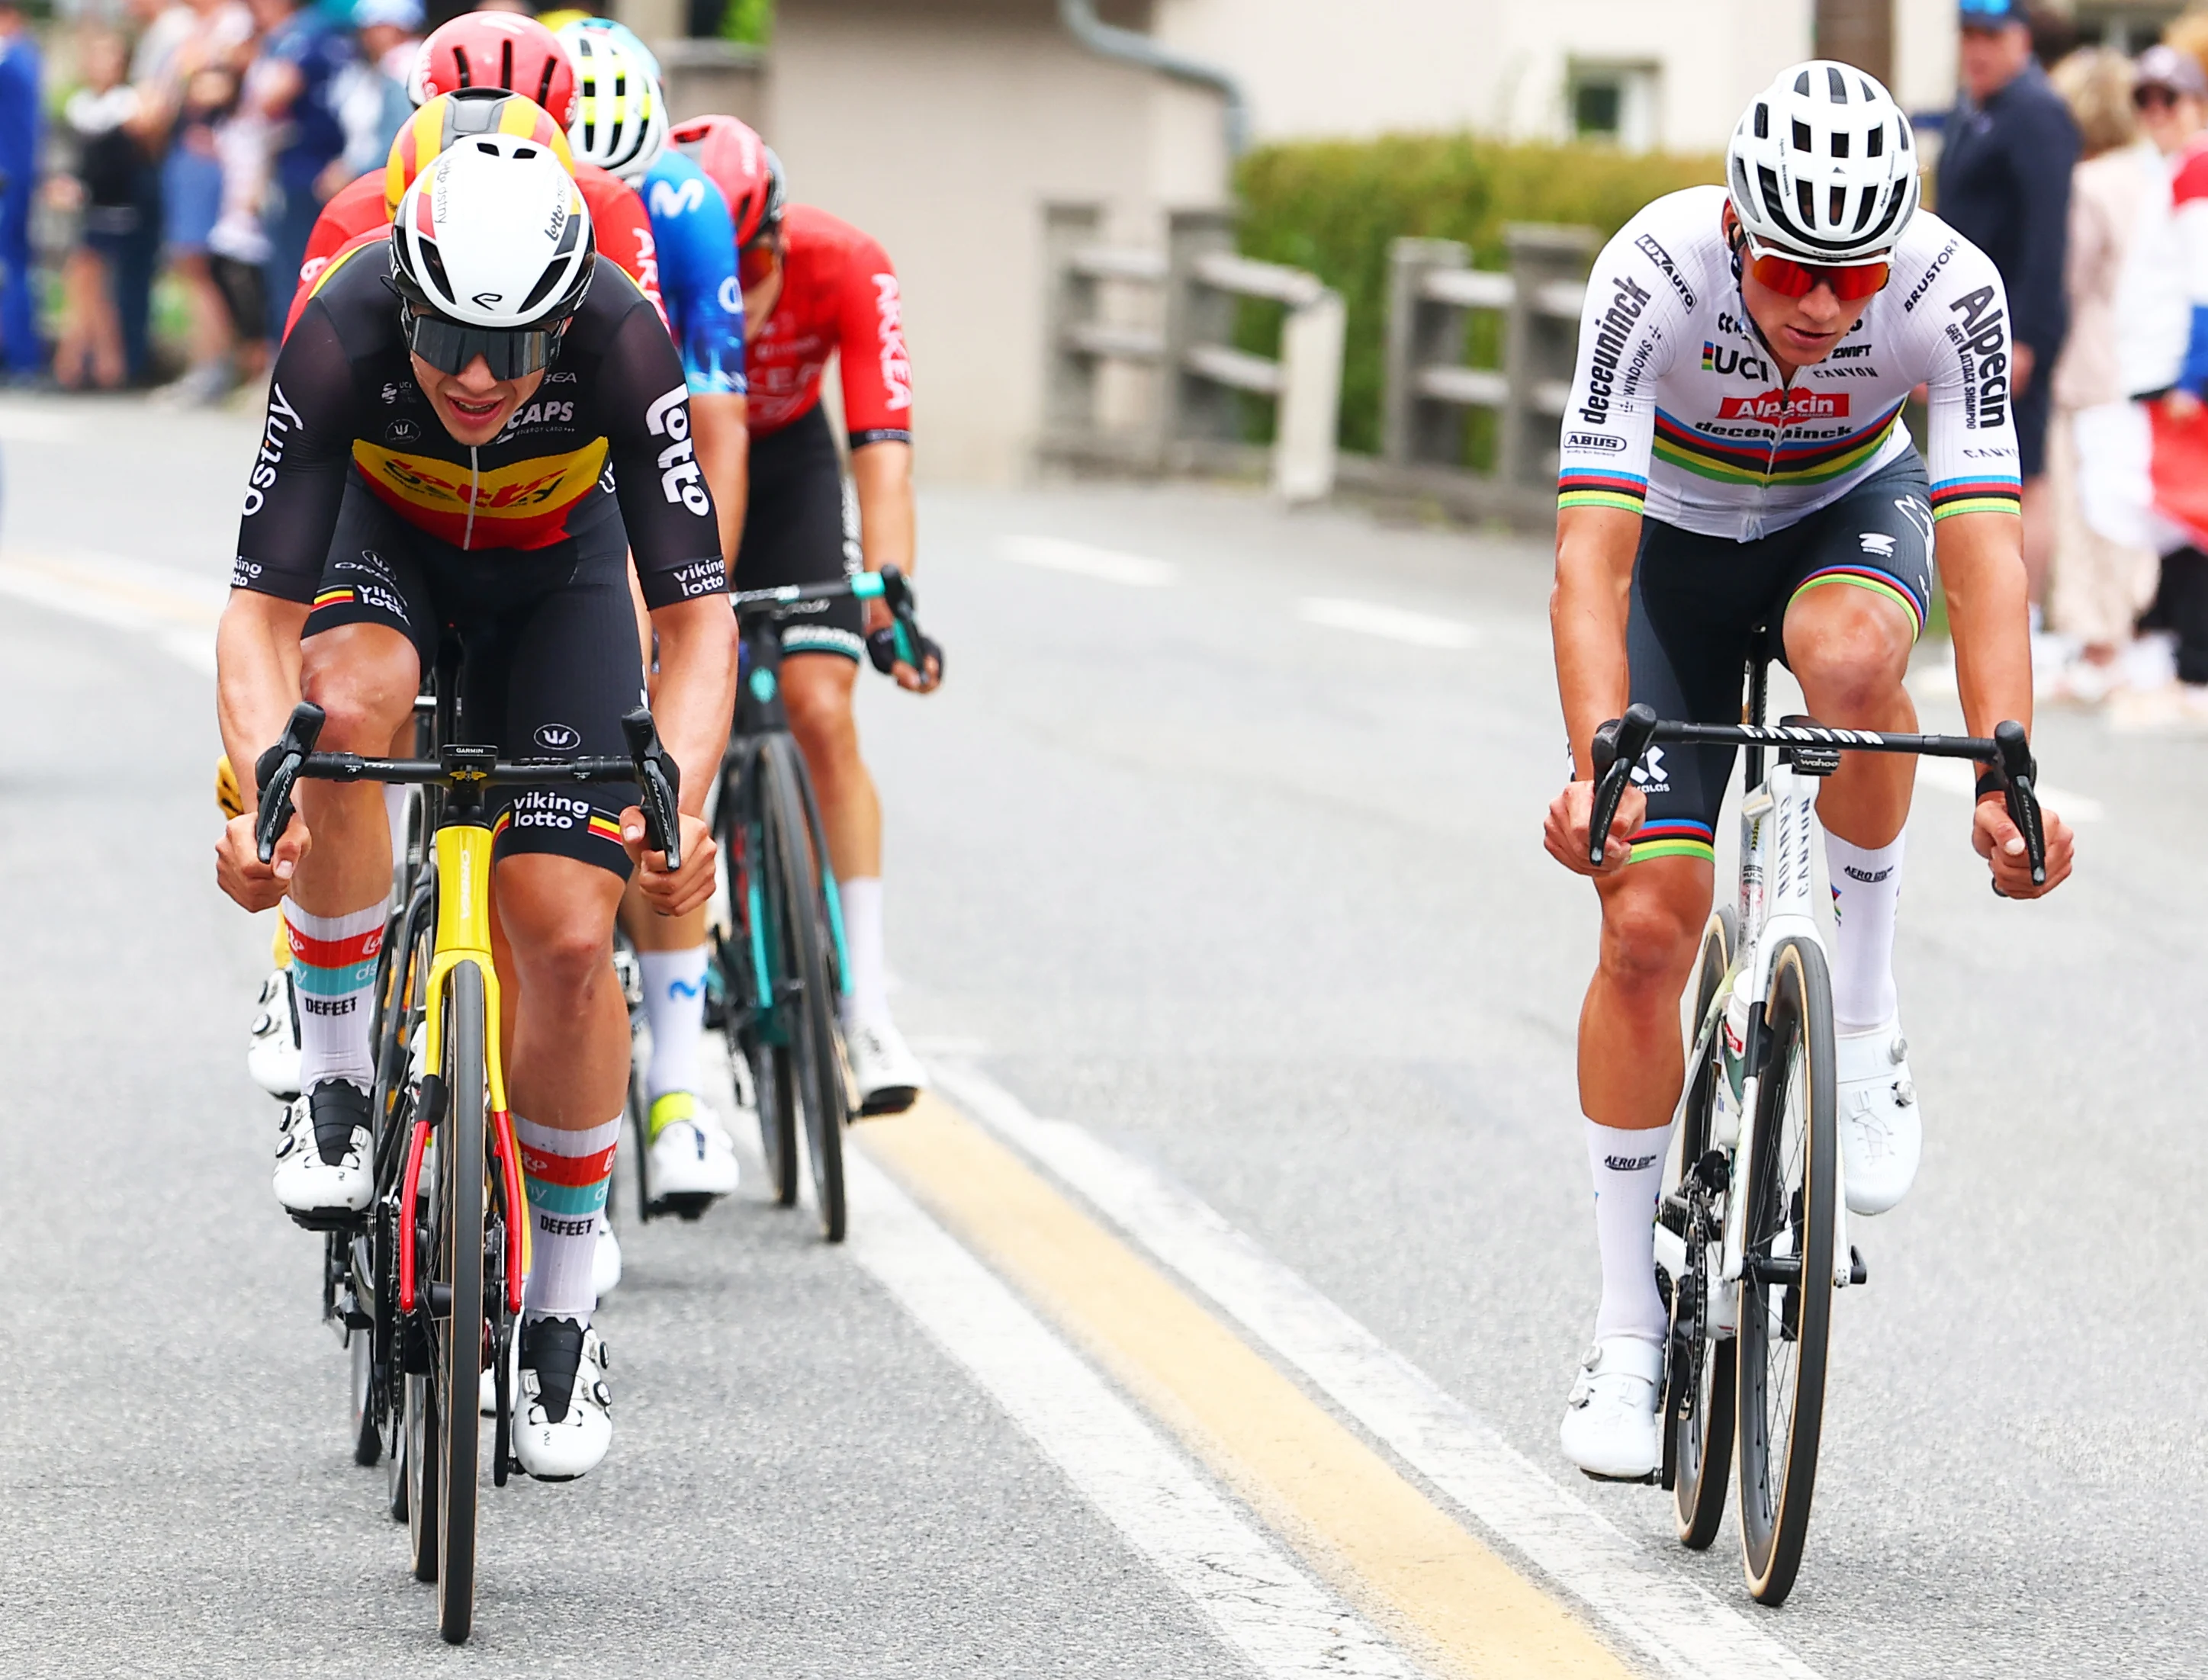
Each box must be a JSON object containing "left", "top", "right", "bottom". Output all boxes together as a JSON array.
[
  {"left": 286, "top": 1208, "right": 367, "bottom": 1235},
  {"left": 645, "top": 1193, "right": 716, "bottom": 1222}
]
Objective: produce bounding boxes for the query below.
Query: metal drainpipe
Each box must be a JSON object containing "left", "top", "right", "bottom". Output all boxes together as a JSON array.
[{"left": 1058, "top": 0, "right": 1250, "bottom": 158}]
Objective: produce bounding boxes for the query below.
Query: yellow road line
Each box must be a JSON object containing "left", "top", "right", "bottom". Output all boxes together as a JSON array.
[
  {"left": 0, "top": 551, "right": 221, "bottom": 625},
  {"left": 864, "top": 1097, "right": 1635, "bottom": 1680}
]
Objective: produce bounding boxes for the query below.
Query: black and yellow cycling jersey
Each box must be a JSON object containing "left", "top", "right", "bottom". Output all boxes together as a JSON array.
[{"left": 233, "top": 243, "right": 725, "bottom": 610}]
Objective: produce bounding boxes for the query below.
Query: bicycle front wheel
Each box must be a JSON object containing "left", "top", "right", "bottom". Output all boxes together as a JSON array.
[
  {"left": 714, "top": 756, "right": 799, "bottom": 1206},
  {"left": 432, "top": 959, "right": 487, "bottom": 1643},
  {"left": 1735, "top": 935, "right": 1837, "bottom": 1606},
  {"left": 763, "top": 736, "right": 847, "bottom": 1242},
  {"left": 1668, "top": 907, "right": 1737, "bottom": 1550}
]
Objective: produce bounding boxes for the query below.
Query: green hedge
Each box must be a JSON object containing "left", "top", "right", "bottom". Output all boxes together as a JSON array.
[{"left": 1233, "top": 135, "right": 1724, "bottom": 456}]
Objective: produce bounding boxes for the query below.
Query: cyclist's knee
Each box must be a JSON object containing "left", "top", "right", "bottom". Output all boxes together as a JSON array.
[
  {"left": 783, "top": 658, "right": 860, "bottom": 765},
  {"left": 299, "top": 626, "right": 419, "bottom": 750},
  {"left": 1596, "top": 871, "right": 1705, "bottom": 993},
  {"left": 1785, "top": 589, "right": 1912, "bottom": 713},
  {"left": 497, "top": 859, "right": 621, "bottom": 1000}
]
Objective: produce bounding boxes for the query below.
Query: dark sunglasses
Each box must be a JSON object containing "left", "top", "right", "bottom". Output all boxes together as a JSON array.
[
  {"left": 2136, "top": 85, "right": 2184, "bottom": 111},
  {"left": 1740, "top": 233, "right": 1891, "bottom": 302},
  {"left": 403, "top": 310, "right": 564, "bottom": 381}
]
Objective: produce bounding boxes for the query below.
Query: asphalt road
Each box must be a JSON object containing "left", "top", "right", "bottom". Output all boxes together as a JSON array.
[{"left": 2, "top": 393, "right": 2202, "bottom": 1678}]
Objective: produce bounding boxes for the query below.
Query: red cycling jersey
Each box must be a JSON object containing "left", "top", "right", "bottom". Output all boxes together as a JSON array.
[
  {"left": 747, "top": 203, "right": 912, "bottom": 445},
  {"left": 284, "top": 164, "right": 664, "bottom": 339}
]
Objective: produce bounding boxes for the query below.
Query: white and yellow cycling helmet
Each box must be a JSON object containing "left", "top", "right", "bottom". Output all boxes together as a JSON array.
[{"left": 558, "top": 26, "right": 667, "bottom": 185}]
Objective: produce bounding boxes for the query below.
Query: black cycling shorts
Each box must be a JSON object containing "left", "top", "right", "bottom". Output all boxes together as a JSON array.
[
  {"left": 738, "top": 403, "right": 864, "bottom": 661},
  {"left": 301, "top": 475, "right": 647, "bottom": 879},
  {"left": 1624, "top": 452, "right": 1935, "bottom": 864}
]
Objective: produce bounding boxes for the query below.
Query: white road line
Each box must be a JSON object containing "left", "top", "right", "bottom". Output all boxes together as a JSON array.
[
  {"left": 998, "top": 535, "right": 1178, "bottom": 588},
  {"left": 0, "top": 553, "right": 217, "bottom": 676},
  {"left": 1912, "top": 754, "right": 2104, "bottom": 823},
  {"left": 1297, "top": 596, "right": 1477, "bottom": 649},
  {"left": 0, "top": 404, "right": 90, "bottom": 444},
  {"left": 932, "top": 1062, "right": 1828, "bottom": 1680},
  {"left": 844, "top": 1149, "right": 1419, "bottom": 1680}
]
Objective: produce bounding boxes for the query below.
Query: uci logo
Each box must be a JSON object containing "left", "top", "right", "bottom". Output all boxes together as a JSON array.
[{"left": 533, "top": 723, "right": 581, "bottom": 752}]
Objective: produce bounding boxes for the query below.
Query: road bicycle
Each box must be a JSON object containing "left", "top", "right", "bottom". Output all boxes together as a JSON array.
[
  {"left": 255, "top": 670, "right": 680, "bottom": 1645},
  {"left": 1586, "top": 667, "right": 2046, "bottom": 1607},
  {"left": 667, "top": 565, "right": 934, "bottom": 1245}
]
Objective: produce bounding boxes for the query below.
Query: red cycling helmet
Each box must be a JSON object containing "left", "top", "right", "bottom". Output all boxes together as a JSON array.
[
  {"left": 669, "top": 114, "right": 786, "bottom": 249},
  {"left": 410, "top": 14, "right": 577, "bottom": 129}
]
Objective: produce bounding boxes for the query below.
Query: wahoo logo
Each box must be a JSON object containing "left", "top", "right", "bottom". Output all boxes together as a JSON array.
[
  {"left": 1603, "top": 1153, "right": 1661, "bottom": 1172},
  {"left": 1718, "top": 388, "right": 1850, "bottom": 423},
  {"left": 534, "top": 723, "right": 580, "bottom": 751}
]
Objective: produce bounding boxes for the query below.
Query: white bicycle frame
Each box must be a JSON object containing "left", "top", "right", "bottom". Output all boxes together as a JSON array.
[{"left": 1652, "top": 755, "right": 1856, "bottom": 1328}]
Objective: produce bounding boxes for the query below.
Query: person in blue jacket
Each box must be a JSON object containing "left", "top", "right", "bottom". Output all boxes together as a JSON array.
[
  {"left": 1936, "top": 0, "right": 2081, "bottom": 624},
  {"left": 0, "top": 0, "right": 44, "bottom": 379}
]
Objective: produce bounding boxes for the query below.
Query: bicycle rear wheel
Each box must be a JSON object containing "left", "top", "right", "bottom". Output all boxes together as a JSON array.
[
  {"left": 431, "top": 959, "right": 487, "bottom": 1643},
  {"left": 1735, "top": 935, "right": 1837, "bottom": 1606},
  {"left": 763, "top": 736, "right": 847, "bottom": 1242},
  {"left": 1668, "top": 908, "right": 1737, "bottom": 1550}
]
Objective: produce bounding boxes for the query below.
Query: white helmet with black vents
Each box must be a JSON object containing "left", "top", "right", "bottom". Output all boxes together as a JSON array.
[
  {"left": 390, "top": 139, "right": 595, "bottom": 332},
  {"left": 1728, "top": 60, "right": 1919, "bottom": 263},
  {"left": 560, "top": 27, "right": 667, "bottom": 185}
]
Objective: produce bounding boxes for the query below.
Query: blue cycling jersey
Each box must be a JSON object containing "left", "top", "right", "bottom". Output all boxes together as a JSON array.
[{"left": 640, "top": 151, "right": 746, "bottom": 397}]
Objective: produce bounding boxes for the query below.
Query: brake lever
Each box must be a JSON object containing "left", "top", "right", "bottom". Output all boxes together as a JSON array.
[
  {"left": 619, "top": 708, "right": 683, "bottom": 873},
  {"left": 1991, "top": 719, "right": 2046, "bottom": 891},
  {"left": 253, "top": 702, "right": 326, "bottom": 865},
  {"left": 1586, "top": 703, "right": 1657, "bottom": 868}
]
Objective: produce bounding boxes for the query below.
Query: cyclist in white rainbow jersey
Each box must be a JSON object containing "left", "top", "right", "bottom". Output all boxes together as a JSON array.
[{"left": 1542, "top": 62, "right": 2075, "bottom": 1480}]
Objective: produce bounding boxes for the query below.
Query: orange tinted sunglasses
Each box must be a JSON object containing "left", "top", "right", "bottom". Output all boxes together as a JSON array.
[{"left": 1741, "top": 234, "right": 1891, "bottom": 302}]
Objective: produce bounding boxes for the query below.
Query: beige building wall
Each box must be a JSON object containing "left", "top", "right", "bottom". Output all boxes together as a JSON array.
[{"left": 763, "top": 0, "right": 1226, "bottom": 485}]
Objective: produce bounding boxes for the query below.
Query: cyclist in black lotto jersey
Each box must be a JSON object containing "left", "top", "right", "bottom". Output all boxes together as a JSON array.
[
  {"left": 212, "top": 142, "right": 736, "bottom": 1482},
  {"left": 1541, "top": 63, "right": 2075, "bottom": 1481}
]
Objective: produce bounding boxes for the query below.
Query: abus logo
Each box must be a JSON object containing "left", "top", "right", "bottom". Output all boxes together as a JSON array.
[
  {"left": 1718, "top": 389, "right": 1850, "bottom": 423},
  {"left": 1565, "top": 430, "right": 1625, "bottom": 452},
  {"left": 534, "top": 723, "right": 580, "bottom": 751}
]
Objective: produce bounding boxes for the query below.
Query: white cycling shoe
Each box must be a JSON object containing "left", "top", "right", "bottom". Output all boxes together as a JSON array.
[
  {"left": 514, "top": 1317, "right": 612, "bottom": 1482},
  {"left": 1559, "top": 1334, "right": 1665, "bottom": 1481},
  {"left": 593, "top": 1212, "right": 622, "bottom": 1299},
  {"left": 645, "top": 1094, "right": 740, "bottom": 1200},
  {"left": 844, "top": 1015, "right": 925, "bottom": 1116},
  {"left": 246, "top": 968, "right": 303, "bottom": 1100},
  {"left": 1837, "top": 1020, "right": 1920, "bottom": 1216},
  {"left": 272, "top": 1081, "right": 373, "bottom": 1221}
]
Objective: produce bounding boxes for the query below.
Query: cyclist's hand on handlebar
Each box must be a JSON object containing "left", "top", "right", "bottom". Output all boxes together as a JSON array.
[
  {"left": 1544, "top": 777, "right": 1644, "bottom": 875},
  {"left": 216, "top": 808, "right": 309, "bottom": 912},
  {"left": 623, "top": 808, "right": 716, "bottom": 917},
  {"left": 1973, "top": 794, "right": 2074, "bottom": 898},
  {"left": 864, "top": 601, "right": 943, "bottom": 693}
]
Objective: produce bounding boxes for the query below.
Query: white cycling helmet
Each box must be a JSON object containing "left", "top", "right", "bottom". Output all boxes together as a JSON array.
[
  {"left": 391, "top": 141, "right": 594, "bottom": 352},
  {"left": 1727, "top": 60, "right": 1919, "bottom": 263},
  {"left": 561, "top": 28, "right": 667, "bottom": 184},
  {"left": 557, "top": 15, "right": 661, "bottom": 85}
]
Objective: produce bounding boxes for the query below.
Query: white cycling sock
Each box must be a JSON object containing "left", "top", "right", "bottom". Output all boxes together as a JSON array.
[
  {"left": 284, "top": 901, "right": 384, "bottom": 1093},
  {"left": 1586, "top": 1119, "right": 1674, "bottom": 1346},
  {"left": 519, "top": 1113, "right": 619, "bottom": 1324},
  {"left": 638, "top": 946, "right": 707, "bottom": 1103},
  {"left": 384, "top": 783, "right": 410, "bottom": 882},
  {"left": 837, "top": 875, "right": 889, "bottom": 1026},
  {"left": 1825, "top": 830, "right": 1903, "bottom": 1033}
]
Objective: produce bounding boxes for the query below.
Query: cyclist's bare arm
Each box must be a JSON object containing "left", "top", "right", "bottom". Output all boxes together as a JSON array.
[
  {"left": 851, "top": 440, "right": 937, "bottom": 689},
  {"left": 1936, "top": 510, "right": 2075, "bottom": 895},
  {"left": 622, "top": 593, "right": 738, "bottom": 917},
  {"left": 1546, "top": 504, "right": 1645, "bottom": 873},
  {"left": 692, "top": 390, "right": 750, "bottom": 565},
  {"left": 214, "top": 591, "right": 312, "bottom": 907}
]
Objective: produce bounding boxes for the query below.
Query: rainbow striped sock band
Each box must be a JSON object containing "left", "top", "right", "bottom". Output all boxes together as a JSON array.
[
  {"left": 1628, "top": 818, "right": 1715, "bottom": 864},
  {"left": 1790, "top": 564, "right": 1927, "bottom": 641}
]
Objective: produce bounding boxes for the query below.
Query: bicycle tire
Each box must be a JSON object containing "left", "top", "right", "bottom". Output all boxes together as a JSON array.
[
  {"left": 1668, "top": 907, "right": 1737, "bottom": 1550},
  {"left": 1735, "top": 935, "right": 1837, "bottom": 1607},
  {"left": 387, "top": 1373, "right": 410, "bottom": 1523},
  {"left": 433, "top": 959, "right": 487, "bottom": 1644},
  {"left": 712, "top": 754, "right": 799, "bottom": 1206},
  {"left": 763, "top": 735, "right": 847, "bottom": 1242},
  {"left": 405, "top": 1369, "right": 437, "bottom": 1579}
]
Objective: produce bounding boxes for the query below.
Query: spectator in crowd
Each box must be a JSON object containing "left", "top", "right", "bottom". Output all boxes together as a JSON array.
[
  {"left": 0, "top": 0, "right": 42, "bottom": 382},
  {"left": 2042, "top": 47, "right": 2165, "bottom": 704},
  {"left": 204, "top": 61, "right": 273, "bottom": 387},
  {"left": 1939, "top": 0, "right": 2082, "bottom": 669},
  {"left": 51, "top": 28, "right": 159, "bottom": 390},
  {"left": 329, "top": 0, "right": 416, "bottom": 188},
  {"left": 242, "top": 0, "right": 350, "bottom": 342},
  {"left": 146, "top": 0, "right": 258, "bottom": 403}
]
